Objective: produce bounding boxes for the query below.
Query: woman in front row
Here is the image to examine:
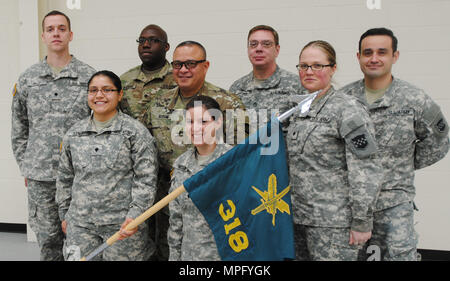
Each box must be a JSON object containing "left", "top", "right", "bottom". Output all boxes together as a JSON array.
[
  {"left": 287, "top": 40, "right": 382, "bottom": 260},
  {"left": 56, "top": 70, "right": 158, "bottom": 261},
  {"left": 168, "top": 95, "right": 233, "bottom": 261}
]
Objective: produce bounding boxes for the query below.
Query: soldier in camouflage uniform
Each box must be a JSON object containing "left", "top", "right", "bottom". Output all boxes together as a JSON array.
[
  {"left": 341, "top": 28, "right": 449, "bottom": 261},
  {"left": 120, "top": 24, "right": 177, "bottom": 122},
  {"left": 288, "top": 41, "right": 382, "bottom": 261},
  {"left": 56, "top": 71, "right": 158, "bottom": 261},
  {"left": 168, "top": 95, "right": 232, "bottom": 261},
  {"left": 11, "top": 11, "right": 96, "bottom": 261},
  {"left": 142, "top": 42, "right": 246, "bottom": 260},
  {"left": 229, "top": 25, "right": 303, "bottom": 132},
  {"left": 119, "top": 24, "right": 177, "bottom": 261}
]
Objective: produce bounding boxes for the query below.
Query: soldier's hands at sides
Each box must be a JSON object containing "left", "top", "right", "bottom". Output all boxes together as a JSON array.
[
  {"left": 119, "top": 218, "right": 138, "bottom": 240},
  {"left": 349, "top": 230, "right": 371, "bottom": 246}
]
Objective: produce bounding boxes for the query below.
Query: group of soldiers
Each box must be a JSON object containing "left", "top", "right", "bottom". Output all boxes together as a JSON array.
[{"left": 10, "top": 9, "right": 449, "bottom": 261}]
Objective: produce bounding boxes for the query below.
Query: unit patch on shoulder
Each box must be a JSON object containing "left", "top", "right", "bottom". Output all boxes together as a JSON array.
[{"left": 351, "top": 134, "right": 368, "bottom": 149}]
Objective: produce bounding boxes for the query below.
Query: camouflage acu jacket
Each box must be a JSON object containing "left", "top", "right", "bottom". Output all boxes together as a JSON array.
[
  {"left": 11, "top": 56, "right": 96, "bottom": 181},
  {"left": 120, "top": 61, "right": 177, "bottom": 122},
  {"left": 168, "top": 143, "right": 233, "bottom": 261},
  {"left": 287, "top": 87, "right": 382, "bottom": 232},
  {"left": 341, "top": 77, "right": 449, "bottom": 210},
  {"left": 142, "top": 81, "right": 247, "bottom": 172},
  {"left": 56, "top": 111, "right": 158, "bottom": 226},
  {"left": 229, "top": 65, "right": 304, "bottom": 114}
]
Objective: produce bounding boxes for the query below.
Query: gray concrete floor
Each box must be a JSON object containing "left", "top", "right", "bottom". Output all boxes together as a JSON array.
[{"left": 0, "top": 232, "right": 40, "bottom": 261}]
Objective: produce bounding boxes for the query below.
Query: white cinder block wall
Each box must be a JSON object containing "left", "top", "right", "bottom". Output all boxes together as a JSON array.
[{"left": 2, "top": 0, "right": 449, "bottom": 251}]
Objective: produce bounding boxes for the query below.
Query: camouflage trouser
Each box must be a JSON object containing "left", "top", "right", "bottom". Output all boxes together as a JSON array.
[
  {"left": 361, "top": 201, "right": 418, "bottom": 261},
  {"left": 64, "top": 220, "right": 153, "bottom": 261},
  {"left": 294, "top": 224, "right": 362, "bottom": 261},
  {"left": 27, "top": 179, "right": 64, "bottom": 261}
]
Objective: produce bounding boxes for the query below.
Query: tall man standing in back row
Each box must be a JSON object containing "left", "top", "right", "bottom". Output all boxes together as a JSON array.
[
  {"left": 230, "top": 25, "right": 303, "bottom": 130},
  {"left": 11, "top": 10, "right": 96, "bottom": 260},
  {"left": 341, "top": 27, "right": 449, "bottom": 261},
  {"left": 120, "top": 24, "right": 177, "bottom": 261}
]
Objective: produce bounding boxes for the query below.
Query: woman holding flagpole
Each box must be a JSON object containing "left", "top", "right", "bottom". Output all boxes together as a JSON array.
[
  {"left": 287, "top": 40, "right": 382, "bottom": 261},
  {"left": 56, "top": 70, "right": 158, "bottom": 261},
  {"left": 168, "top": 95, "right": 233, "bottom": 261}
]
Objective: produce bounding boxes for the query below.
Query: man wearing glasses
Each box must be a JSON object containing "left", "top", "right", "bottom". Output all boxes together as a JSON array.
[
  {"left": 142, "top": 41, "right": 246, "bottom": 260},
  {"left": 120, "top": 24, "right": 177, "bottom": 261},
  {"left": 120, "top": 24, "right": 177, "bottom": 123},
  {"left": 341, "top": 27, "right": 449, "bottom": 261},
  {"left": 11, "top": 10, "right": 95, "bottom": 260},
  {"left": 230, "top": 25, "right": 303, "bottom": 129}
]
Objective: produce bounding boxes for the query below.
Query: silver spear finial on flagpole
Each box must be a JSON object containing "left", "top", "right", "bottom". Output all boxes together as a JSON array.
[{"left": 277, "top": 90, "right": 321, "bottom": 123}]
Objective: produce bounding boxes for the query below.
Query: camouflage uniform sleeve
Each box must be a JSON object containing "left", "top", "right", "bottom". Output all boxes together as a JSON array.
[
  {"left": 126, "top": 128, "right": 159, "bottom": 219},
  {"left": 340, "top": 103, "right": 382, "bottom": 232},
  {"left": 228, "top": 80, "right": 239, "bottom": 94},
  {"left": 11, "top": 81, "right": 29, "bottom": 170},
  {"left": 414, "top": 93, "right": 449, "bottom": 169},
  {"left": 167, "top": 166, "right": 184, "bottom": 261},
  {"left": 223, "top": 92, "right": 249, "bottom": 144},
  {"left": 56, "top": 133, "right": 74, "bottom": 222},
  {"left": 119, "top": 94, "right": 133, "bottom": 117}
]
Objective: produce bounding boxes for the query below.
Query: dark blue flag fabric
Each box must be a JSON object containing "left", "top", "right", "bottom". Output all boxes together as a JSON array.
[{"left": 183, "top": 118, "right": 295, "bottom": 261}]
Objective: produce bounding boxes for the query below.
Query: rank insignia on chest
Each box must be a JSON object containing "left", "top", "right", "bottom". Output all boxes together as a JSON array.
[{"left": 351, "top": 134, "right": 368, "bottom": 149}]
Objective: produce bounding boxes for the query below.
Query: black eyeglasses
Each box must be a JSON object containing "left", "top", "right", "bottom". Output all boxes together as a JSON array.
[
  {"left": 171, "top": 60, "right": 206, "bottom": 70},
  {"left": 136, "top": 37, "right": 166, "bottom": 45},
  {"left": 296, "top": 63, "right": 335, "bottom": 72},
  {"left": 88, "top": 88, "right": 118, "bottom": 96}
]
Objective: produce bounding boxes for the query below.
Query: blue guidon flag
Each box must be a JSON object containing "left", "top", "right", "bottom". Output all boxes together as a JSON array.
[{"left": 183, "top": 118, "right": 295, "bottom": 261}]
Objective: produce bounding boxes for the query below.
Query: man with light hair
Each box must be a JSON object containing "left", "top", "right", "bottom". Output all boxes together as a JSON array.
[{"left": 11, "top": 10, "right": 95, "bottom": 260}]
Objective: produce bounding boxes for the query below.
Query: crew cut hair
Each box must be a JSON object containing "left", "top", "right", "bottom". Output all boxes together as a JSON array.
[
  {"left": 359, "top": 27, "right": 398, "bottom": 53},
  {"left": 42, "top": 10, "right": 71, "bottom": 31},
  {"left": 176, "top": 41, "right": 207, "bottom": 59}
]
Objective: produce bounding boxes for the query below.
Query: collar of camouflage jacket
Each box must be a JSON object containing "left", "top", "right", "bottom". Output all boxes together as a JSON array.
[
  {"left": 176, "top": 143, "right": 232, "bottom": 174},
  {"left": 135, "top": 60, "right": 172, "bottom": 84},
  {"left": 41, "top": 55, "right": 80, "bottom": 79},
  {"left": 240, "top": 65, "right": 282, "bottom": 90},
  {"left": 359, "top": 76, "right": 398, "bottom": 109},
  {"left": 79, "top": 110, "right": 124, "bottom": 133},
  {"left": 304, "top": 86, "right": 336, "bottom": 118},
  {"left": 168, "top": 81, "right": 212, "bottom": 110}
]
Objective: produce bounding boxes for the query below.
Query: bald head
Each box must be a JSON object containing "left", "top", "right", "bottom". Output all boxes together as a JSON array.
[
  {"left": 141, "top": 24, "right": 168, "bottom": 43},
  {"left": 138, "top": 24, "right": 169, "bottom": 71}
]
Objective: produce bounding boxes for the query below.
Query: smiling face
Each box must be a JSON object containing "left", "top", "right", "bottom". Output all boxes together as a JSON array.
[
  {"left": 41, "top": 15, "right": 73, "bottom": 54},
  {"left": 88, "top": 75, "right": 123, "bottom": 121},
  {"left": 186, "top": 105, "right": 222, "bottom": 146},
  {"left": 172, "top": 45, "right": 209, "bottom": 96},
  {"left": 357, "top": 35, "right": 399, "bottom": 81},
  {"left": 298, "top": 46, "right": 336, "bottom": 92}
]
